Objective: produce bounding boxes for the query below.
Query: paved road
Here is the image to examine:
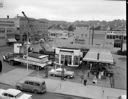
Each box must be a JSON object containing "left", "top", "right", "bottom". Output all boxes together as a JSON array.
[{"left": 0, "top": 83, "right": 88, "bottom": 99}]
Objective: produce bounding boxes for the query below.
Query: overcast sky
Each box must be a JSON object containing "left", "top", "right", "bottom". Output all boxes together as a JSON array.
[{"left": 0, "top": 0, "right": 126, "bottom": 22}]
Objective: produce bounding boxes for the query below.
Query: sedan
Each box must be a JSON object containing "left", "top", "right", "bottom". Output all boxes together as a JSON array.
[
  {"left": 48, "top": 68, "right": 74, "bottom": 79},
  {"left": 0, "top": 88, "right": 32, "bottom": 99}
]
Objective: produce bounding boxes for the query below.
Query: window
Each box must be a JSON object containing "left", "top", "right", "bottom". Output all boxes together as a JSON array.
[
  {"left": 61, "top": 55, "right": 65, "bottom": 64},
  {"left": 124, "top": 36, "right": 126, "bottom": 40},
  {"left": 74, "top": 56, "right": 79, "bottom": 65},
  {"left": 109, "top": 35, "right": 112, "bottom": 39},
  {"left": 25, "top": 81, "right": 29, "bottom": 84},
  {"left": 0, "top": 28, "right": 5, "bottom": 33},
  {"left": 113, "top": 35, "right": 115, "bottom": 39},
  {"left": 107, "top": 35, "right": 110, "bottom": 39},
  {"left": 55, "top": 54, "right": 59, "bottom": 63},
  {"left": 115, "top": 35, "right": 118, "bottom": 39},
  {"left": 28, "top": 81, "right": 34, "bottom": 85},
  {"left": 0, "top": 36, "right": 5, "bottom": 39},
  {"left": 3, "top": 93, "right": 8, "bottom": 96},
  {"left": 34, "top": 82, "right": 40, "bottom": 86},
  {"left": 42, "top": 82, "right": 45, "bottom": 85},
  {"left": 119, "top": 36, "right": 122, "bottom": 40},
  {"left": 65, "top": 55, "right": 72, "bottom": 65}
]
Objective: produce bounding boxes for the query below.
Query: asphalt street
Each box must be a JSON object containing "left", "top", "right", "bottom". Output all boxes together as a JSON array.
[{"left": 0, "top": 83, "right": 89, "bottom": 99}]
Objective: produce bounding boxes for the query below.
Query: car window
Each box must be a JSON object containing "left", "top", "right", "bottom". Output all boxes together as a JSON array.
[
  {"left": 24, "top": 81, "right": 29, "bottom": 84},
  {"left": 34, "top": 82, "right": 40, "bottom": 86},
  {"left": 42, "top": 82, "right": 45, "bottom": 85},
  {"left": 28, "top": 81, "right": 34, "bottom": 85},
  {"left": 3, "top": 93, "right": 8, "bottom": 96},
  {"left": 8, "top": 94, "right": 14, "bottom": 97}
]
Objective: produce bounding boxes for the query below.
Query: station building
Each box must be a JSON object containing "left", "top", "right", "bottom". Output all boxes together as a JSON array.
[{"left": 54, "top": 47, "right": 83, "bottom": 67}]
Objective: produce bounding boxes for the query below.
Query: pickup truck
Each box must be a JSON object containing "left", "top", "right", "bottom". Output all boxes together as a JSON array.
[{"left": 2, "top": 52, "right": 52, "bottom": 70}]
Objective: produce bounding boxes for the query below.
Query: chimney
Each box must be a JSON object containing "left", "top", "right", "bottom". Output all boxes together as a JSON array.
[{"left": 7, "top": 15, "right": 9, "bottom": 19}]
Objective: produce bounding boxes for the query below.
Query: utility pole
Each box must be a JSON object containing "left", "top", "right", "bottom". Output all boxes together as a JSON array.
[
  {"left": 22, "top": 11, "right": 30, "bottom": 71},
  {"left": 91, "top": 26, "right": 94, "bottom": 46},
  {"left": 61, "top": 61, "right": 65, "bottom": 80},
  {"left": 120, "top": 35, "right": 124, "bottom": 51}
]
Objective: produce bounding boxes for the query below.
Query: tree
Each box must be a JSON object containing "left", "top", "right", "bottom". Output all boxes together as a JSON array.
[{"left": 68, "top": 25, "right": 75, "bottom": 31}]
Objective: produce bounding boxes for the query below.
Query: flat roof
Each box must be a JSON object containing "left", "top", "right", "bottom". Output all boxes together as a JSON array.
[{"left": 83, "top": 48, "right": 114, "bottom": 64}]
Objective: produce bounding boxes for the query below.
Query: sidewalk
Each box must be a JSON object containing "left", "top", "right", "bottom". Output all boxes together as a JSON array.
[
  {"left": 40, "top": 77, "right": 126, "bottom": 99},
  {"left": 0, "top": 68, "right": 126, "bottom": 99}
]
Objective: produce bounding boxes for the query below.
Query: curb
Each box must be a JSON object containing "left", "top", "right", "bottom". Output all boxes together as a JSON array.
[{"left": 47, "top": 91, "right": 92, "bottom": 99}]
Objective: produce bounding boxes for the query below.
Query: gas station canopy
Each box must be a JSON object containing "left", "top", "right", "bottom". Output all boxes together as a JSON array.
[{"left": 83, "top": 48, "right": 114, "bottom": 64}]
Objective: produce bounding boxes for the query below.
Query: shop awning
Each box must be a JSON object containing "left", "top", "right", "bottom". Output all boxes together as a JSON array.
[
  {"left": 83, "top": 48, "right": 114, "bottom": 64},
  {"left": 7, "top": 38, "right": 17, "bottom": 42}
]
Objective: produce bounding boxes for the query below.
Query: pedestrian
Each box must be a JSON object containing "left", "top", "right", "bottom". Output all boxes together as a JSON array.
[
  {"left": 84, "top": 79, "right": 87, "bottom": 86},
  {"left": 93, "top": 76, "right": 97, "bottom": 84},
  {"left": 80, "top": 74, "right": 84, "bottom": 83},
  {"left": 0, "top": 60, "right": 2, "bottom": 72}
]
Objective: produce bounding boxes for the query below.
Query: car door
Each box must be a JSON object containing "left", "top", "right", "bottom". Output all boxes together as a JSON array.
[
  {"left": 22, "top": 81, "right": 31, "bottom": 91},
  {"left": 2, "top": 93, "right": 14, "bottom": 99},
  {"left": 56, "top": 69, "right": 62, "bottom": 76}
]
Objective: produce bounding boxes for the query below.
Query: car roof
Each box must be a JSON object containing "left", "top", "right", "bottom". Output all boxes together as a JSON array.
[
  {"left": 5, "top": 88, "right": 21, "bottom": 96},
  {"left": 19, "top": 76, "right": 45, "bottom": 83}
]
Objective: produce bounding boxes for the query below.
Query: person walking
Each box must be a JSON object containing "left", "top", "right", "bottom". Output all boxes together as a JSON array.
[
  {"left": 0, "top": 60, "right": 2, "bottom": 72},
  {"left": 84, "top": 79, "right": 87, "bottom": 86}
]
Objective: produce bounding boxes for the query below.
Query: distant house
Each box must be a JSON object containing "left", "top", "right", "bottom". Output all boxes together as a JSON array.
[
  {"left": 48, "top": 29, "right": 68, "bottom": 40},
  {"left": 105, "top": 31, "right": 126, "bottom": 49},
  {"left": 73, "top": 26, "right": 90, "bottom": 45}
]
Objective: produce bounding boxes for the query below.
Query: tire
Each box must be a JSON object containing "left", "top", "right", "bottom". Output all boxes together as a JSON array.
[
  {"left": 9, "top": 60, "right": 14, "bottom": 66},
  {"left": 16, "top": 86, "right": 21, "bottom": 90},
  {"left": 67, "top": 76, "right": 71, "bottom": 79},
  {"left": 33, "top": 90, "right": 38, "bottom": 94},
  {"left": 52, "top": 74, "right": 56, "bottom": 77}
]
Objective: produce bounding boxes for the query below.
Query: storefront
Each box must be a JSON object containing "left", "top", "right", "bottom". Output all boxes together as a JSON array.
[{"left": 55, "top": 47, "right": 83, "bottom": 67}]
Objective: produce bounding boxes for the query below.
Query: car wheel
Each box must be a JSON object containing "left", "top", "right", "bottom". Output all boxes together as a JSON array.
[
  {"left": 33, "top": 90, "right": 38, "bottom": 94},
  {"left": 16, "top": 86, "right": 21, "bottom": 90},
  {"left": 9, "top": 60, "right": 14, "bottom": 66},
  {"left": 67, "top": 76, "right": 71, "bottom": 79},
  {"left": 53, "top": 74, "right": 56, "bottom": 77}
]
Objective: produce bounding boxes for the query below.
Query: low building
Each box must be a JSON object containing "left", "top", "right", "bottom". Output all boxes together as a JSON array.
[
  {"left": 0, "top": 16, "right": 48, "bottom": 46},
  {"left": 48, "top": 29, "right": 68, "bottom": 41},
  {"left": 73, "top": 26, "right": 90, "bottom": 45},
  {"left": 16, "top": 16, "right": 48, "bottom": 42},
  {"left": 105, "top": 31, "right": 126, "bottom": 49},
  {"left": 0, "top": 17, "right": 17, "bottom": 46}
]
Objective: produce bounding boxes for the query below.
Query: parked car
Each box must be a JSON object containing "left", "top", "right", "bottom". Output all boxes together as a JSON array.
[
  {"left": 48, "top": 68, "right": 74, "bottom": 79},
  {"left": 16, "top": 76, "right": 46, "bottom": 94},
  {"left": 118, "top": 95, "right": 126, "bottom": 99},
  {"left": 0, "top": 88, "right": 32, "bottom": 99}
]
